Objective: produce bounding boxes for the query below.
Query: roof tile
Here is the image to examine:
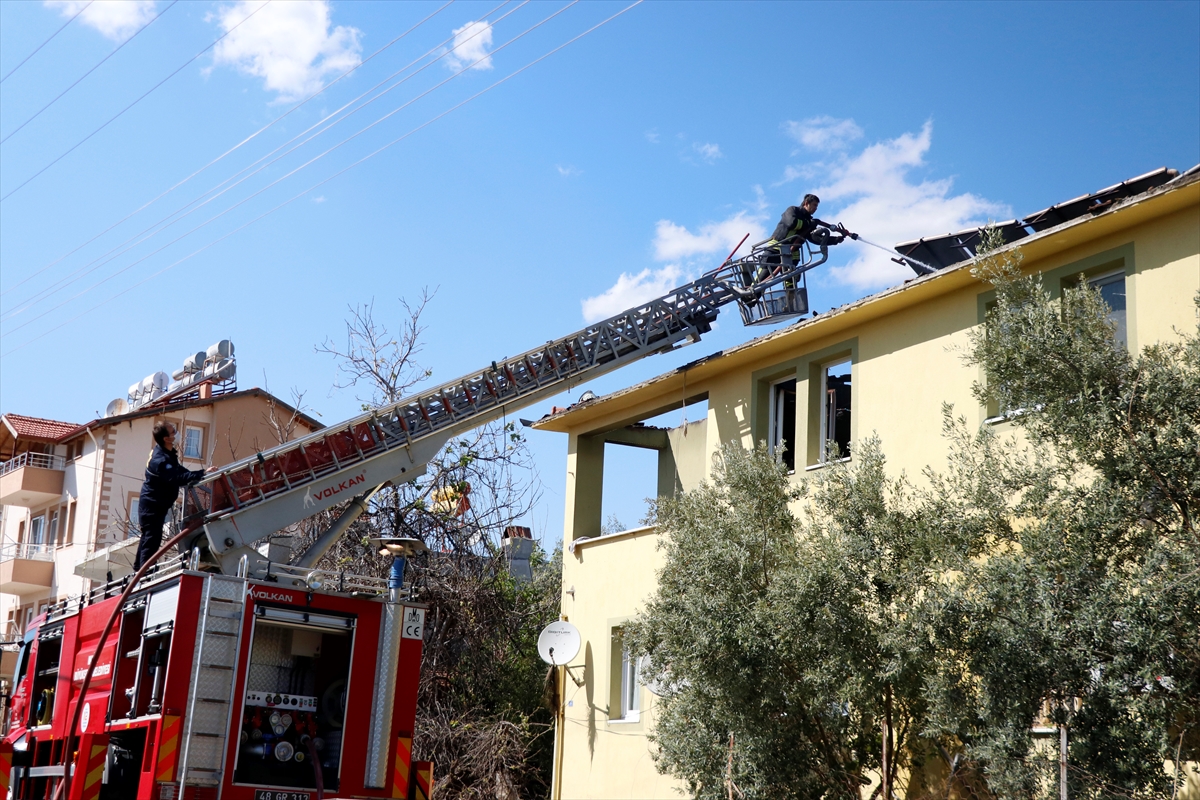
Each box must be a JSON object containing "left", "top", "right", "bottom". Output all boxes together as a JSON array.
[{"left": 3, "top": 413, "right": 82, "bottom": 441}]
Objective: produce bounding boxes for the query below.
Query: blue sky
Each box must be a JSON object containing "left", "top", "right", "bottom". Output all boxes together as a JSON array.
[{"left": 2, "top": 0, "right": 1198, "bottom": 544}]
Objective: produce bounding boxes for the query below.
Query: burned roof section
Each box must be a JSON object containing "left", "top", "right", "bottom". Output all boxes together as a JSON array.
[{"left": 895, "top": 167, "right": 1181, "bottom": 270}]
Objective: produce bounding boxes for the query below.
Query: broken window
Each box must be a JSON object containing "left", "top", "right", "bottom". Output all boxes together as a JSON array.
[
  {"left": 769, "top": 378, "right": 797, "bottom": 472},
  {"left": 821, "top": 360, "right": 852, "bottom": 461}
]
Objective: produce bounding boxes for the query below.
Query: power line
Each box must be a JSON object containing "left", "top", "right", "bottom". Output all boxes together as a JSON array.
[
  {"left": 0, "top": 0, "right": 177, "bottom": 145},
  {"left": 0, "top": 1, "right": 94, "bottom": 84},
  {"left": 0, "top": 0, "right": 458, "bottom": 301},
  {"left": 3, "top": 1, "right": 519, "bottom": 323},
  {"left": 2, "top": 0, "right": 644, "bottom": 357},
  {"left": 0, "top": 1, "right": 272, "bottom": 203},
  {"left": 4, "top": 1, "right": 561, "bottom": 337}
]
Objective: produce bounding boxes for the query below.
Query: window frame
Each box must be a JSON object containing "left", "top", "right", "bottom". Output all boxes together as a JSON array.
[
  {"left": 818, "top": 358, "right": 853, "bottom": 465},
  {"left": 1083, "top": 267, "right": 1127, "bottom": 347},
  {"left": 752, "top": 338, "right": 857, "bottom": 471},
  {"left": 769, "top": 377, "right": 798, "bottom": 473},
  {"left": 978, "top": 242, "right": 1136, "bottom": 425},
  {"left": 181, "top": 424, "right": 205, "bottom": 461},
  {"left": 608, "top": 624, "right": 643, "bottom": 724},
  {"left": 28, "top": 515, "right": 46, "bottom": 548},
  {"left": 64, "top": 500, "right": 77, "bottom": 546},
  {"left": 127, "top": 493, "right": 141, "bottom": 539}
]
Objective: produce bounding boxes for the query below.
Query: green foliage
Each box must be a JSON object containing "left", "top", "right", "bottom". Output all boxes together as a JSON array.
[
  {"left": 626, "top": 441, "right": 941, "bottom": 799},
  {"left": 628, "top": 229, "right": 1199, "bottom": 799}
]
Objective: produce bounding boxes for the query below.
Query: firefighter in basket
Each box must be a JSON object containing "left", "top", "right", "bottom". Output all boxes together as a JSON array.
[{"left": 756, "top": 193, "right": 857, "bottom": 283}]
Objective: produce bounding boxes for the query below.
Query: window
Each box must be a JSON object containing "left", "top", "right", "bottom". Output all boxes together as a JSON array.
[
  {"left": 610, "top": 628, "right": 642, "bottom": 722},
  {"left": 28, "top": 516, "right": 45, "bottom": 548},
  {"left": 182, "top": 425, "right": 204, "bottom": 460},
  {"left": 65, "top": 501, "right": 76, "bottom": 546},
  {"left": 48, "top": 510, "right": 59, "bottom": 548},
  {"left": 820, "top": 360, "right": 852, "bottom": 462},
  {"left": 1088, "top": 269, "right": 1126, "bottom": 346},
  {"left": 127, "top": 496, "right": 141, "bottom": 539},
  {"left": 770, "top": 378, "right": 797, "bottom": 472},
  {"left": 620, "top": 647, "right": 642, "bottom": 720}
]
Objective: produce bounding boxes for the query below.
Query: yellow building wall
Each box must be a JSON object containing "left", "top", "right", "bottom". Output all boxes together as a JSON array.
[
  {"left": 557, "top": 528, "right": 683, "bottom": 799},
  {"left": 552, "top": 189, "right": 1200, "bottom": 799}
]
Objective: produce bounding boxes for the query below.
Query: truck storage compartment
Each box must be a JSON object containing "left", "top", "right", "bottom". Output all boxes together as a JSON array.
[{"left": 233, "top": 607, "right": 355, "bottom": 791}]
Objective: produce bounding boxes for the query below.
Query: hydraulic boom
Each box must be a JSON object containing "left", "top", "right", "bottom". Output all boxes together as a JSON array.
[{"left": 184, "top": 240, "right": 837, "bottom": 573}]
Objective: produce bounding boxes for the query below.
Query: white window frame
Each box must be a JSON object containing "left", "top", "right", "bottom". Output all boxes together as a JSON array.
[
  {"left": 617, "top": 647, "right": 642, "bottom": 722},
  {"left": 182, "top": 425, "right": 204, "bottom": 460},
  {"left": 48, "top": 510, "right": 59, "bottom": 548},
  {"left": 28, "top": 515, "right": 46, "bottom": 548},
  {"left": 769, "top": 377, "right": 798, "bottom": 473},
  {"left": 819, "top": 359, "right": 852, "bottom": 464}
]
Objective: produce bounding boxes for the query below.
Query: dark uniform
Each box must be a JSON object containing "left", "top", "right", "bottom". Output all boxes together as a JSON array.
[
  {"left": 136, "top": 444, "right": 205, "bottom": 569},
  {"left": 757, "top": 206, "right": 847, "bottom": 283}
]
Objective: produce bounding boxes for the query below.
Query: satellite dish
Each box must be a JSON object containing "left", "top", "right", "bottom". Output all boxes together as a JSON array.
[
  {"left": 537, "top": 621, "right": 581, "bottom": 666},
  {"left": 105, "top": 398, "right": 129, "bottom": 417}
]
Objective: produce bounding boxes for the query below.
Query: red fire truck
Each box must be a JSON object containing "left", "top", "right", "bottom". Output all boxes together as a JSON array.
[
  {"left": 2, "top": 232, "right": 844, "bottom": 800},
  {"left": 3, "top": 554, "right": 431, "bottom": 800}
]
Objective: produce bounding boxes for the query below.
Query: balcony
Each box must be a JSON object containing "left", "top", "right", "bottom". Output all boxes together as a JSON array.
[
  {"left": 0, "top": 540, "right": 54, "bottom": 595},
  {"left": 0, "top": 452, "right": 65, "bottom": 507}
]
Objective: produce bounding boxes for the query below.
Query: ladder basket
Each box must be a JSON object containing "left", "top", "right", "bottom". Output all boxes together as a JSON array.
[
  {"left": 726, "top": 238, "right": 824, "bottom": 326},
  {"left": 739, "top": 285, "right": 809, "bottom": 326}
]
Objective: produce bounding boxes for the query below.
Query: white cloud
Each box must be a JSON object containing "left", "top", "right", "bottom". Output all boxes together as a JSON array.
[
  {"left": 210, "top": 1, "right": 362, "bottom": 102},
  {"left": 311, "top": 195, "right": 326, "bottom": 203},
  {"left": 582, "top": 201, "right": 767, "bottom": 322},
  {"left": 807, "top": 121, "right": 1010, "bottom": 289},
  {"left": 645, "top": 129, "right": 660, "bottom": 144},
  {"left": 784, "top": 116, "right": 863, "bottom": 152},
  {"left": 581, "top": 265, "right": 684, "bottom": 323},
  {"left": 653, "top": 210, "right": 765, "bottom": 262},
  {"left": 46, "top": 0, "right": 156, "bottom": 41},
  {"left": 556, "top": 165, "right": 581, "bottom": 177},
  {"left": 445, "top": 20, "right": 493, "bottom": 71},
  {"left": 693, "top": 142, "right": 722, "bottom": 163}
]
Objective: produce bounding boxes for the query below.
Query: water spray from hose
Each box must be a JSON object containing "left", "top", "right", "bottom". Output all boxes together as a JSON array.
[{"left": 854, "top": 235, "right": 939, "bottom": 275}]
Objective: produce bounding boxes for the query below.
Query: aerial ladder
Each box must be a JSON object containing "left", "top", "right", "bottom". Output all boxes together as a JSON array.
[{"left": 181, "top": 226, "right": 875, "bottom": 575}]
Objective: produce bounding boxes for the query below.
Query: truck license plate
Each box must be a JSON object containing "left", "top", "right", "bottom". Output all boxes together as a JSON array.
[{"left": 255, "top": 791, "right": 311, "bottom": 800}]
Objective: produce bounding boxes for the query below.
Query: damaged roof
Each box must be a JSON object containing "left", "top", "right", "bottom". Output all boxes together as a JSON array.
[{"left": 534, "top": 164, "right": 1200, "bottom": 433}]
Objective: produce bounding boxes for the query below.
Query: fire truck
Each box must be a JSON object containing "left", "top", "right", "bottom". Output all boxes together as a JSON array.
[{"left": 2, "top": 226, "right": 872, "bottom": 800}]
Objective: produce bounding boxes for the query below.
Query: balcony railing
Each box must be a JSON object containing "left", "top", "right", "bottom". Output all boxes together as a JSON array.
[
  {"left": 0, "top": 540, "right": 55, "bottom": 561},
  {"left": 0, "top": 451, "right": 65, "bottom": 476}
]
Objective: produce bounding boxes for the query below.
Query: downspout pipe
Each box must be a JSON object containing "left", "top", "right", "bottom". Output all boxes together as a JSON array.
[{"left": 295, "top": 483, "right": 386, "bottom": 569}]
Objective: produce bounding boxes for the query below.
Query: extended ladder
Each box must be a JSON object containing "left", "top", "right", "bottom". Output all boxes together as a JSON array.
[{"left": 184, "top": 259, "right": 814, "bottom": 570}]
